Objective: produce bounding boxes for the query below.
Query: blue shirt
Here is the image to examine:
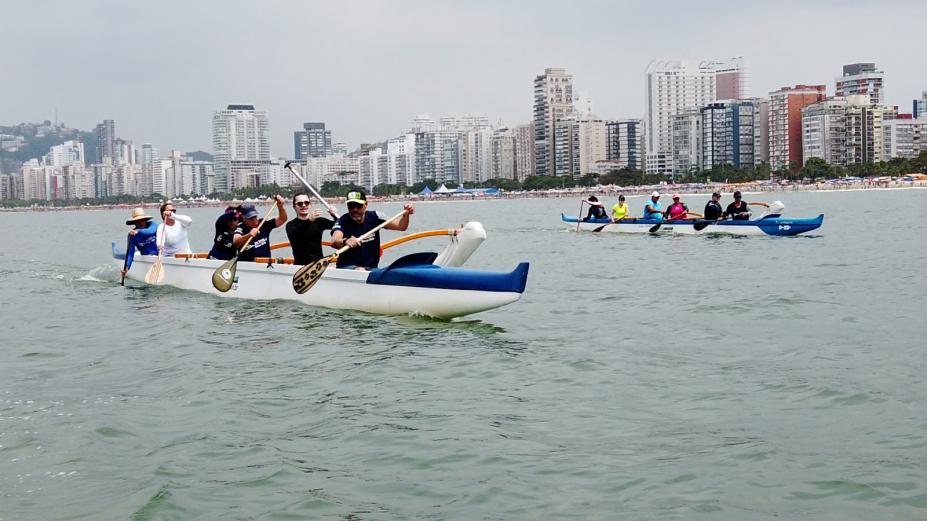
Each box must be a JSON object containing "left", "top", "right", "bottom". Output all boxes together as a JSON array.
[
  {"left": 125, "top": 220, "right": 158, "bottom": 270},
  {"left": 644, "top": 199, "right": 663, "bottom": 220},
  {"left": 332, "top": 210, "right": 386, "bottom": 268},
  {"left": 234, "top": 220, "right": 277, "bottom": 262}
]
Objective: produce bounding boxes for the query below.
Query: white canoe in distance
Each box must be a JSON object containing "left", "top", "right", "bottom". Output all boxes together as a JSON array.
[{"left": 114, "top": 222, "right": 529, "bottom": 319}]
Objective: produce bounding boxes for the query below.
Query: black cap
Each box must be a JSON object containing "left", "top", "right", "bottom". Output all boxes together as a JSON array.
[{"left": 733, "top": 191, "right": 742, "bottom": 198}]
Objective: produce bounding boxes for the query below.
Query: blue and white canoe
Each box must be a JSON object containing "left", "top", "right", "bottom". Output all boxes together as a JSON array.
[
  {"left": 562, "top": 202, "right": 823, "bottom": 237},
  {"left": 113, "top": 222, "right": 529, "bottom": 319}
]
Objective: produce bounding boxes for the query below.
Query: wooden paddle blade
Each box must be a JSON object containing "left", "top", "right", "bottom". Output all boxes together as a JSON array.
[
  {"left": 144, "top": 260, "right": 164, "bottom": 284},
  {"left": 693, "top": 221, "right": 712, "bottom": 231},
  {"left": 292, "top": 257, "right": 331, "bottom": 294},
  {"left": 212, "top": 258, "right": 238, "bottom": 292}
]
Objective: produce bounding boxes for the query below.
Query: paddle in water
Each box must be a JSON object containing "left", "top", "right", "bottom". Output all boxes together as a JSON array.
[
  {"left": 212, "top": 202, "right": 279, "bottom": 293},
  {"left": 144, "top": 225, "right": 166, "bottom": 284},
  {"left": 293, "top": 209, "right": 408, "bottom": 294}
]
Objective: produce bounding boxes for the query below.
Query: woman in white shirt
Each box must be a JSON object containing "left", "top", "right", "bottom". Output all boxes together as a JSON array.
[{"left": 156, "top": 201, "right": 193, "bottom": 256}]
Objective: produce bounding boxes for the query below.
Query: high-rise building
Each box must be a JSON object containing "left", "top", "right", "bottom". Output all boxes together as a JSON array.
[
  {"left": 605, "top": 119, "right": 645, "bottom": 171},
  {"left": 513, "top": 123, "right": 536, "bottom": 181},
  {"left": 414, "top": 130, "right": 461, "bottom": 183},
  {"left": 491, "top": 128, "right": 516, "bottom": 180},
  {"left": 459, "top": 127, "right": 494, "bottom": 183},
  {"left": 700, "top": 99, "right": 767, "bottom": 170},
  {"left": 802, "top": 95, "right": 897, "bottom": 166},
  {"left": 411, "top": 114, "right": 438, "bottom": 133},
  {"left": 914, "top": 91, "right": 927, "bottom": 119},
  {"left": 385, "top": 134, "right": 416, "bottom": 186},
  {"left": 94, "top": 119, "right": 116, "bottom": 164},
  {"left": 768, "top": 85, "right": 827, "bottom": 172},
  {"left": 835, "top": 63, "right": 884, "bottom": 105},
  {"left": 883, "top": 116, "right": 927, "bottom": 160},
  {"left": 440, "top": 114, "right": 490, "bottom": 132},
  {"left": 645, "top": 58, "right": 750, "bottom": 172},
  {"left": 212, "top": 104, "right": 271, "bottom": 192},
  {"left": 533, "top": 67, "right": 574, "bottom": 176},
  {"left": 671, "top": 108, "right": 702, "bottom": 173},
  {"left": 46, "top": 140, "right": 84, "bottom": 167},
  {"left": 293, "top": 122, "right": 332, "bottom": 160}
]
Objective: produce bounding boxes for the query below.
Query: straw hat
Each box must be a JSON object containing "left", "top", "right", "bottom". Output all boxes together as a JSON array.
[{"left": 125, "top": 207, "right": 153, "bottom": 225}]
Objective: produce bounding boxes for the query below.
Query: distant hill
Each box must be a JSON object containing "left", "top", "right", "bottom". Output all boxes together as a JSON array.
[
  {"left": 0, "top": 122, "right": 97, "bottom": 174},
  {"left": 186, "top": 150, "right": 213, "bottom": 162}
]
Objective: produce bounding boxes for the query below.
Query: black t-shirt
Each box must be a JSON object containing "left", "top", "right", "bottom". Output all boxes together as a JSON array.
[
  {"left": 584, "top": 205, "right": 607, "bottom": 221},
  {"left": 286, "top": 217, "right": 334, "bottom": 265},
  {"left": 234, "top": 220, "right": 277, "bottom": 262},
  {"left": 704, "top": 200, "right": 723, "bottom": 220},
  {"left": 209, "top": 230, "right": 237, "bottom": 260},
  {"left": 331, "top": 210, "right": 386, "bottom": 268},
  {"left": 725, "top": 201, "right": 751, "bottom": 220}
]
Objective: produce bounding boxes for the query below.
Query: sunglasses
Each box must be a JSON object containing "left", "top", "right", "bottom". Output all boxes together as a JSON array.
[
  {"left": 347, "top": 203, "right": 364, "bottom": 209},
  {"left": 294, "top": 201, "right": 311, "bottom": 207}
]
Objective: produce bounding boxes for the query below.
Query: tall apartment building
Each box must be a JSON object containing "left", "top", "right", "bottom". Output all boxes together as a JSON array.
[
  {"left": 293, "top": 122, "right": 332, "bottom": 160},
  {"left": 94, "top": 119, "right": 116, "bottom": 164},
  {"left": 768, "top": 85, "right": 827, "bottom": 171},
  {"left": 0, "top": 174, "right": 12, "bottom": 200},
  {"left": 883, "top": 116, "right": 927, "bottom": 160},
  {"left": 212, "top": 104, "right": 271, "bottom": 192},
  {"left": 491, "top": 128, "right": 516, "bottom": 180},
  {"left": 385, "top": 134, "right": 416, "bottom": 186},
  {"left": 645, "top": 58, "right": 751, "bottom": 173},
  {"left": 802, "top": 95, "right": 897, "bottom": 166},
  {"left": 671, "top": 108, "right": 702, "bottom": 173},
  {"left": 700, "top": 99, "right": 767, "bottom": 170},
  {"left": 459, "top": 127, "right": 494, "bottom": 183},
  {"left": 552, "top": 116, "right": 607, "bottom": 177},
  {"left": 359, "top": 148, "right": 384, "bottom": 190},
  {"left": 46, "top": 140, "right": 84, "bottom": 167},
  {"left": 914, "top": 91, "right": 927, "bottom": 119},
  {"left": 533, "top": 68, "right": 574, "bottom": 176},
  {"left": 513, "top": 123, "right": 536, "bottom": 181},
  {"left": 835, "top": 63, "right": 884, "bottom": 105},
  {"left": 414, "top": 130, "right": 461, "bottom": 183},
  {"left": 605, "top": 119, "right": 644, "bottom": 171}
]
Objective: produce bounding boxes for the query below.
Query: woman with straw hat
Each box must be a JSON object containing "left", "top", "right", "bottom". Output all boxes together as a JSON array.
[{"left": 121, "top": 207, "right": 159, "bottom": 278}]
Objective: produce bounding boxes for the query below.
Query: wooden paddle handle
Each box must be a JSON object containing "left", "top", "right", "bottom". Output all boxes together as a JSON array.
[
  {"left": 238, "top": 201, "right": 280, "bottom": 253},
  {"left": 335, "top": 210, "right": 408, "bottom": 256}
]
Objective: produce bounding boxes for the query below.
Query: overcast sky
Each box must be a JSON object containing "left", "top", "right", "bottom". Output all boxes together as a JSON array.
[{"left": 2, "top": 0, "right": 925, "bottom": 157}]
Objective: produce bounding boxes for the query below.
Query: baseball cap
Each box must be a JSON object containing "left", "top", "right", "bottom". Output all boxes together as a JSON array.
[
  {"left": 346, "top": 190, "right": 367, "bottom": 205},
  {"left": 240, "top": 204, "right": 258, "bottom": 219},
  {"left": 651, "top": 191, "right": 660, "bottom": 198},
  {"left": 672, "top": 193, "right": 680, "bottom": 199},
  {"left": 712, "top": 191, "right": 721, "bottom": 197}
]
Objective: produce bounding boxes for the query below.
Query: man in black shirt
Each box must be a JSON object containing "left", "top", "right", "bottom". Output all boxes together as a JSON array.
[
  {"left": 582, "top": 195, "right": 608, "bottom": 221},
  {"left": 285, "top": 192, "right": 339, "bottom": 265},
  {"left": 723, "top": 190, "right": 751, "bottom": 220},
  {"left": 704, "top": 191, "right": 724, "bottom": 220}
]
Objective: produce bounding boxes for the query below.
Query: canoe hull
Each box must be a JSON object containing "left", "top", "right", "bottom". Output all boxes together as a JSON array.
[
  {"left": 114, "top": 248, "right": 527, "bottom": 319},
  {"left": 561, "top": 214, "right": 823, "bottom": 236}
]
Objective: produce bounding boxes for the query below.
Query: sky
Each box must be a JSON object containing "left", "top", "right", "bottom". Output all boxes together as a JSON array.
[{"left": 2, "top": 0, "right": 925, "bottom": 157}]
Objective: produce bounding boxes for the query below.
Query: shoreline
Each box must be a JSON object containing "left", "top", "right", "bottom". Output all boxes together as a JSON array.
[{"left": 1, "top": 180, "right": 925, "bottom": 213}]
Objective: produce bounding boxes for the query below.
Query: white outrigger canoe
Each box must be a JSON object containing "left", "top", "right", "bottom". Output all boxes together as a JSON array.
[
  {"left": 563, "top": 201, "right": 824, "bottom": 237},
  {"left": 113, "top": 222, "right": 529, "bottom": 319}
]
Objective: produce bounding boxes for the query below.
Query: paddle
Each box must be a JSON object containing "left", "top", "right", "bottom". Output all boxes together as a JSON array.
[
  {"left": 120, "top": 237, "right": 130, "bottom": 286},
  {"left": 649, "top": 213, "right": 693, "bottom": 233},
  {"left": 292, "top": 209, "right": 408, "bottom": 294},
  {"left": 212, "top": 202, "right": 279, "bottom": 293},
  {"left": 284, "top": 161, "right": 339, "bottom": 216},
  {"left": 144, "top": 224, "right": 166, "bottom": 284}
]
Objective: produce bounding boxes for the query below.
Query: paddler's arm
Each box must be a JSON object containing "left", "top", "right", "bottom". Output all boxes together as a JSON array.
[
  {"left": 272, "top": 195, "right": 287, "bottom": 227},
  {"left": 173, "top": 214, "right": 193, "bottom": 227},
  {"left": 384, "top": 204, "right": 414, "bottom": 231}
]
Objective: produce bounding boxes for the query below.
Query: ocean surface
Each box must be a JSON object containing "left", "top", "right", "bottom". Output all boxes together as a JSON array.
[{"left": 1, "top": 189, "right": 925, "bottom": 520}]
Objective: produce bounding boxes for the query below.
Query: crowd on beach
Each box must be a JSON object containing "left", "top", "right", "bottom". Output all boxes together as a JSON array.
[{"left": 121, "top": 190, "right": 415, "bottom": 279}]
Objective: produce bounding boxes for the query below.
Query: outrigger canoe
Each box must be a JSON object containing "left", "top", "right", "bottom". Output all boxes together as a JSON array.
[
  {"left": 562, "top": 202, "right": 823, "bottom": 236},
  {"left": 113, "top": 222, "right": 529, "bottom": 319}
]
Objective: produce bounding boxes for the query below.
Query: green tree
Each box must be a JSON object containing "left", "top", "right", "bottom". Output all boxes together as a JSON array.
[{"left": 800, "top": 157, "right": 833, "bottom": 179}]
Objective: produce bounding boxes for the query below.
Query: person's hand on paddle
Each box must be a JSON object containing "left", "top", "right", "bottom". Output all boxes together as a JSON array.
[
  {"left": 327, "top": 207, "right": 339, "bottom": 218},
  {"left": 274, "top": 194, "right": 285, "bottom": 207},
  {"left": 403, "top": 203, "right": 415, "bottom": 215},
  {"left": 248, "top": 227, "right": 259, "bottom": 239},
  {"left": 128, "top": 229, "right": 138, "bottom": 236},
  {"left": 345, "top": 236, "right": 361, "bottom": 248}
]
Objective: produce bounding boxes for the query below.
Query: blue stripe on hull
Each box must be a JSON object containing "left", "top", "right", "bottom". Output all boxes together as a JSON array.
[{"left": 366, "top": 262, "right": 530, "bottom": 293}]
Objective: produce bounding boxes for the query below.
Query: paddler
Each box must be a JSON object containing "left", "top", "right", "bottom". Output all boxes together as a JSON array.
[
  {"left": 643, "top": 191, "right": 663, "bottom": 221},
  {"left": 121, "top": 207, "right": 158, "bottom": 278},
  {"left": 582, "top": 195, "right": 607, "bottom": 221},
  {"left": 330, "top": 190, "right": 414, "bottom": 270},
  {"left": 611, "top": 195, "right": 629, "bottom": 222},
  {"left": 664, "top": 194, "right": 689, "bottom": 220}
]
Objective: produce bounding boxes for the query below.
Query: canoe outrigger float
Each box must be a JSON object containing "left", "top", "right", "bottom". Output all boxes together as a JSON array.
[
  {"left": 113, "top": 222, "right": 529, "bottom": 319},
  {"left": 563, "top": 201, "right": 823, "bottom": 237}
]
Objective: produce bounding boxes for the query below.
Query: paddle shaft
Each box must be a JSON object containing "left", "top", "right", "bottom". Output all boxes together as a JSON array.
[
  {"left": 284, "top": 162, "right": 338, "bottom": 214},
  {"left": 120, "top": 236, "right": 130, "bottom": 285}
]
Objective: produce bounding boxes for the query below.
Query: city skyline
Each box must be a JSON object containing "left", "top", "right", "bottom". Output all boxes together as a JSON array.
[{"left": 2, "top": 1, "right": 926, "bottom": 157}]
